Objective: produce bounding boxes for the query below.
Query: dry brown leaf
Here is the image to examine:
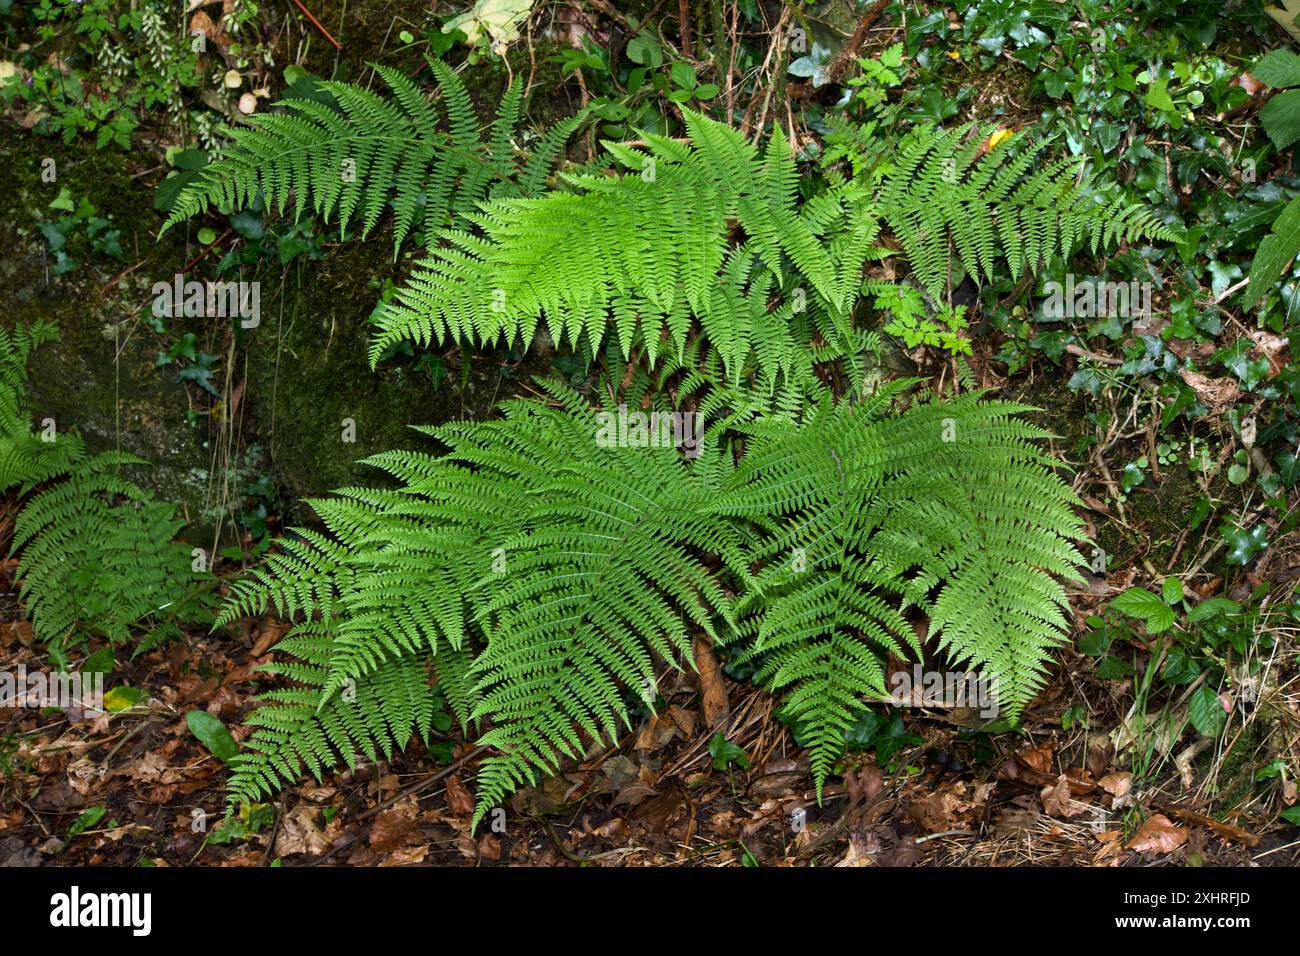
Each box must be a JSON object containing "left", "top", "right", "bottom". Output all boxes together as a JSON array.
[
  {"left": 476, "top": 834, "right": 502, "bottom": 861},
  {"left": 251, "top": 619, "right": 288, "bottom": 657},
  {"left": 369, "top": 806, "right": 419, "bottom": 853},
  {"left": 1098, "top": 772, "right": 1133, "bottom": 798},
  {"left": 635, "top": 711, "right": 678, "bottom": 751},
  {"left": 277, "top": 806, "right": 334, "bottom": 857},
  {"left": 1019, "top": 744, "right": 1054, "bottom": 774},
  {"left": 381, "top": 844, "right": 429, "bottom": 866},
  {"left": 1126, "top": 813, "right": 1187, "bottom": 855},
  {"left": 1040, "top": 774, "right": 1088, "bottom": 818},
  {"left": 1235, "top": 72, "right": 1263, "bottom": 96},
  {"left": 444, "top": 772, "right": 475, "bottom": 816},
  {"left": 693, "top": 635, "right": 730, "bottom": 728},
  {"left": 835, "top": 833, "right": 874, "bottom": 867},
  {"left": 667, "top": 704, "right": 696, "bottom": 737},
  {"left": 1179, "top": 369, "right": 1239, "bottom": 416}
]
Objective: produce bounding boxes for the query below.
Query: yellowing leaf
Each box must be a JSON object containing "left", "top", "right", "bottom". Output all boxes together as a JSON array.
[
  {"left": 987, "top": 127, "right": 1013, "bottom": 150},
  {"left": 104, "top": 686, "right": 145, "bottom": 712}
]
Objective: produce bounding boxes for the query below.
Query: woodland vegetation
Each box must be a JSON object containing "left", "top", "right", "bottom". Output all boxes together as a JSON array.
[{"left": 0, "top": 0, "right": 1297, "bottom": 871}]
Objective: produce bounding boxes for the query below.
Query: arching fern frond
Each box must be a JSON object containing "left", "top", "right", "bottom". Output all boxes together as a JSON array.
[
  {"left": 722, "top": 384, "right": 1085, "bottom": 797},
  {"left": 225, "top": 622, "right": 440, "bottom": 807},
  {"left": 876, "top": 123, "right": 1176, "bottom": 298},
  {"left": 161, "top": 62, "right": 586, "bottom": 254},
  {"left": 369, "top": 110, "right": 866, "bottom": 384},
  {"left": 12, "top": 453, "right": 201, "bottom": 647}
]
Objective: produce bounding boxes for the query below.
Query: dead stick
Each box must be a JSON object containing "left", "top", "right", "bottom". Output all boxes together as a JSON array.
[{"left": 289, "top": 0, "right": 342, "bottom": 50}]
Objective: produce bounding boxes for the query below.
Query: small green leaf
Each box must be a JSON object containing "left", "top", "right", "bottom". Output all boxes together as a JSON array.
[
  {"left": 103, "top": 686, "right": 145, "bottom": 712},
  {"left": 670, "top": 62, "right": 697, "bottom": 91},
  {"left": 708, "top": 733, "right": 749, "bottom": 770},
  {"left": 1186, "top": 597, "right": 1240, "bottom": 624},
  {"left": 1110, "top": 587, "right": 1175, "bottom": 634},
  {"left": 1188, "top": 684, "right": 1226, "bottom": 738},
  {"left": 187, "top": 710, "right": 239, "bottom": 763},
  {"left": 81, "top": 647, "right": 114, "bottom": 675},
  {"left": 49, "top": 187, "right": 76, "bottom": 212},
  {"left": 1280, "top": 806, "right": 1300, "bottom": 826},
  {"left": 197, "top": 227, "right": 217, "bottom": 245},
  {"left": 1161, "top": 577, "right": 1183, "bottom": 605},
  {"left": 68, "top": 806, "right": 107, "bottom": 839}
]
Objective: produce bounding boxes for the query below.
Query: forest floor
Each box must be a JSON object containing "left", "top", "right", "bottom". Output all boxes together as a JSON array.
[
  {"left": 3, "top": 0, "right": 1300, "bottom": 867},
  {"left": 2, "top": 573, "right": 1296, "bottom": 868}
]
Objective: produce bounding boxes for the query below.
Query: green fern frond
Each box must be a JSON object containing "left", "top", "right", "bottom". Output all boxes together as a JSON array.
[
  {"left": 369, "top": 111, "right": 864, "bottom": 385},
  {"left": 0, "top": 323, "right": 207, "bottom": 649},
  {"left": 226, "top": 622, "right": 437, "bottom": 808},
  {"left": 161, "top": 63, "right": 584, "bottom": 255},
  {"left": 875, "top": 123, "right": 1175, "bottom": 297},
  {"left": 722, "top": 385, "right": 1085, "bottom": 797},
  {"left": 12, "top": 455, "right": 199, "bottom": 646}
]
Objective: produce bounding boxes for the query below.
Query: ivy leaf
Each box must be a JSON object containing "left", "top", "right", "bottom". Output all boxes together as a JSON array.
[
  {"left": 1206, "top": 260, "right": 1243, "bottom": 298},
  {"left": 1221, "top": 522, "right": 1268, "bottom": 566},
  {"left": 1110, "top": 587, "right": 1175, "bottom": 634}
]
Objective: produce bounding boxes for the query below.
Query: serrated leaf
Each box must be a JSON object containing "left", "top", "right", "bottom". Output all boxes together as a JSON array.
[
  {"left": 1161, "top": 576, "right": 1183, "bottom": 605},
  {"left": 1188, "top": 684, "right": 1226, "bottom": 738},
  {"left": 1243, "top": 194, "right": 1300, "bottom": 308},
  {"left": 1251, "top": 49, "right": 1300, "bottom": 89},
  {"left": 1186, "top": 597, "right": 1240, "bottom": 623},
  {"left": 1260, "top": 88, "right": 1300, "bottom": 151},
  {"left": 1110, "top": 587, "right": 1175, "bottom": 634}
]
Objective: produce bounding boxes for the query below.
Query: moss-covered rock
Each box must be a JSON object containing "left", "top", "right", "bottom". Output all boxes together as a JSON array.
[
  {"left": 0, "top": 132, "right": 216, "bottom": 541},
  {"left": 242, "top": 234, "right": 550, "bottom": 515}
]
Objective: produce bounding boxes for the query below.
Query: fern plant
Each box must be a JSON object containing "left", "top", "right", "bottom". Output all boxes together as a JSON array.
[
  {"left": 220, "top": 379, "right": 1083, "bottom": 820},
  {"left": 0, "top": 321, "right": 84, "bottom": 492},
  {"left": 370, "top": 113, "right": 1171, "bottom": 387},
  {"left": 371, "top": 110, "right": 876, "bottom": 384},
  {"left": 0, "top": 323, "right": 209, "bottom": 650},
  {"left": 874, "top": 123, "right": 1176, "bottom": 298},
  {"left": 161, "top": 60, "right": 587, "bottom": 254},
  {"left": 218, "top": 380, "right": 747, "bottom": 820},
  {"left": 722, "top": 382, "right": 1083, "bottom": 791}
]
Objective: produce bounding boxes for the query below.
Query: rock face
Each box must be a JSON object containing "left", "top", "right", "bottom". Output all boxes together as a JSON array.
[
  {"left": 240, "top": 235, "right": 549, "bottom": 518},
  {"left": 0, "top": 41, "right": 580, "bottom": 540},
  {"left": 0, "top": 138, "right": 216, "bottom": 542},
  {"left": 0, "top": 130, "right": 549, "bottom": 541}
]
